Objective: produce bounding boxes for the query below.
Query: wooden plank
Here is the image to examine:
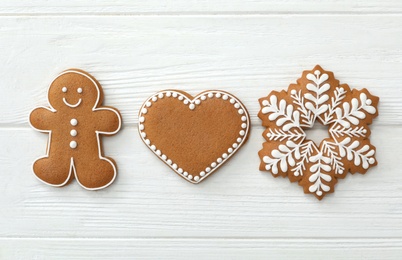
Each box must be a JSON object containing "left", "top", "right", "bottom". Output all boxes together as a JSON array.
[
  {"left": 1, "top": 1, "right": 402, "bottom": 15},
  {"left": 0, "top": 16, "right": 400, "bottom": 126},
  {"left": 0, "top": 125, "right": 399, "bottom": 238},
  {"left": 1, "top": 238, "right": 402, "bottom": 259}
]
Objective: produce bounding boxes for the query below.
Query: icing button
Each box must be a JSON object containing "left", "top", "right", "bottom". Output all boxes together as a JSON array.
[
  {"left": 70, "top": 129, "right": 77, "bottom": 136},
  {"left": 70, "top": 141, "right": 77, "bottom": 149},
  {"left": 70, "top": 118, "right": 78, "bottom": 126}
]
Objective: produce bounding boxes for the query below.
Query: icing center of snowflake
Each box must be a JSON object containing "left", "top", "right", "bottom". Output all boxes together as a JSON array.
[{"left": 303, "top": 122, "right": 329, "bottom": 146}]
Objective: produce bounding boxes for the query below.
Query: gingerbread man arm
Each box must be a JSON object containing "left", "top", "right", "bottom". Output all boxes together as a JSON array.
[
  {"left": 94, "top": 107, "right": 122, "bottom": 134},
  {"left": 29, "top": 107, "right": 57, "bottom": 131}
]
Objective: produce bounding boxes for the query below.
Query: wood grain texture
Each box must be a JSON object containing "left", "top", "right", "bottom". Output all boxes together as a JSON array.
[
  {"left": 2, "top": 238, "right": 402, "bottom": 259},
  {"left": 2, "top": 0, "right": 402, "bottom": 15},
  {"left": 1, "top": 1, "right": 402, "bottom": 258}
]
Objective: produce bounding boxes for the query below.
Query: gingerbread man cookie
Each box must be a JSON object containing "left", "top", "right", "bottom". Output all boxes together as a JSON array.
[
  {"left": 258, "top": 65, "right": 379, "bottom": 200},
  {"left": 29, "top": 69, "right": 122, "bottom": 190},
  {"left": 138, "top": 90, "right": 250, "bottom": 183}
]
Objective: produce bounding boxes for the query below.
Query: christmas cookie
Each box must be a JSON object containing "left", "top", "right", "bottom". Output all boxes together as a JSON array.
[
  {"left": 258, "top": 65, "right": 379, "bottom": 200},
  {"left": 138, "top": 90, "right": 250, "bottom": 183},
  {"left": 29, "top": 69, "right": 122, "bottom": 190}
]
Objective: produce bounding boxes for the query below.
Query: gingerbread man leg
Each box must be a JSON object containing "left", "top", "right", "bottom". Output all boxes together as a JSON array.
[
  {"left": 73, "top": 157, "right": 116, "bottom": 190},
  {"left": 33, "top": 156, "right": 72, "bottom": 186}
]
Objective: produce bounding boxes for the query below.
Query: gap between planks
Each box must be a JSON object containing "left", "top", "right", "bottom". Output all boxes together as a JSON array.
[{"left": 3, "top": 12, "right": 402, "bottom": 17}]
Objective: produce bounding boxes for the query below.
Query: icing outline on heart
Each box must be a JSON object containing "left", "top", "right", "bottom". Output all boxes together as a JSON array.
[{"left": 138, "top": 90, "right": 250, "bottom": 184}]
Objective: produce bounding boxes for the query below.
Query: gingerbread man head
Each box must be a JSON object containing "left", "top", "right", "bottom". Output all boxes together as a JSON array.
[{"left": 47, "top": 69, "right": 103, "bottom": 111}]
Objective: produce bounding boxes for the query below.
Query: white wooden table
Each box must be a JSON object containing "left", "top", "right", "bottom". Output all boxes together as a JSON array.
[{"left": 1, "top": 1, "right": 402, "bottom": 259}]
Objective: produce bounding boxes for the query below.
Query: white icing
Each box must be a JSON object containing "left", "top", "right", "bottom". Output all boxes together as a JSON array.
[
  {"left": 70, "top": 129, "right": 77, "bottom": 136},
  {"left": 62, "top": 87, "right": 67, "bottom": 93},
  {"left": 77, "top": 88, "right": 83, "bottom": 93},
  {"left": 70, "top": 141, "right": 77, "bottom": 149},
  {"left": 70, "top": 118, "right": 78, "bottom": 126},
  {"left": 138, "top": 90, "right": 250, "bottom": 184},
  {"left": 63, "top": 98, "right": 82, "bottom": 108}
]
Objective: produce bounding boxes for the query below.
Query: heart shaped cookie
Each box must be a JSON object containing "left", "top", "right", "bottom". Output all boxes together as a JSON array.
[{"left": 138, "top": 90, "right": 250, "bottom": 183}]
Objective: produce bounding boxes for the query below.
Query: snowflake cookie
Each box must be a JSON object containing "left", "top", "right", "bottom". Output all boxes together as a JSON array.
[{"left": 258, "top": 65, "right": 379, "bottom": 200}]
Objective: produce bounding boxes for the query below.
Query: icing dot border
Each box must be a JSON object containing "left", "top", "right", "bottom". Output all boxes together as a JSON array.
[{"left": 138, "top": 90, "right": 250, "bottom": 184}]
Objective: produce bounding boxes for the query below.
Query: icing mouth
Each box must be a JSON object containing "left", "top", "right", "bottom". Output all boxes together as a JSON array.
[{"left": 63, "top": 98, "right": 82, "bottom": 108}]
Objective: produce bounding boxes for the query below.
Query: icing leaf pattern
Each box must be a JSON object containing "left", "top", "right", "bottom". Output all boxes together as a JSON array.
[{"left": 258, "top": 65, "right": 379, "bottom": 200}]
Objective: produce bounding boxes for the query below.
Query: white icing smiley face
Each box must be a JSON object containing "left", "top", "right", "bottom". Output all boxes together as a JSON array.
[
  {"left": 62, "top": 86, "right": 83, "bottom": 108},
  {"left": 48, "top": 71, "right": 101, "bottom": 110}
]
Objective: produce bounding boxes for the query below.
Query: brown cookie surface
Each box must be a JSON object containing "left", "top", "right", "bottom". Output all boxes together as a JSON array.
[
  {"left": 138, "top": 90, "right": 250, "bottom": 183},
  {"left": 258, "top": 65, "right": 379, "bottom": 200},
  {"left": 29, "top": 69, "right": 122, "bottom": 190}
]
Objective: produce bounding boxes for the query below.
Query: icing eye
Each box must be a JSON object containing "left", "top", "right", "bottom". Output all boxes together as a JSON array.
[
  {"left": 62, "top": 87, "right": 67, "bottom": 93},
  {"left": 77, "top": 88, "right": 83, "bottom": 94}
]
